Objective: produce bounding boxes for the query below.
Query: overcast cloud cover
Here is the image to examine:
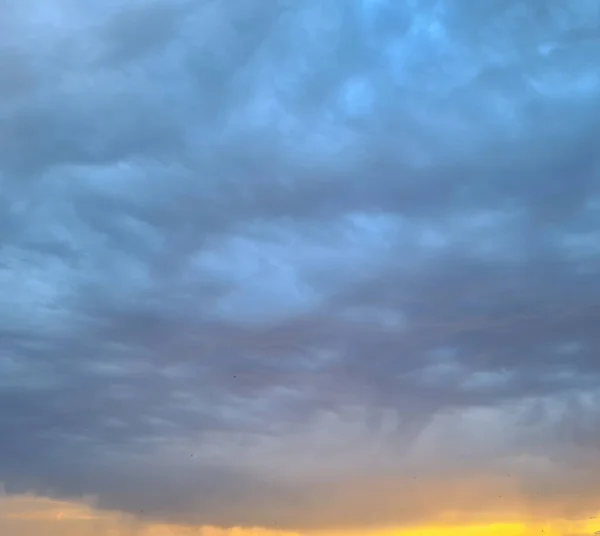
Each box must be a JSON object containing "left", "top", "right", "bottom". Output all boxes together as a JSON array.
[{"left": 1, "top": 0, "right": 600, "bottom": 532}]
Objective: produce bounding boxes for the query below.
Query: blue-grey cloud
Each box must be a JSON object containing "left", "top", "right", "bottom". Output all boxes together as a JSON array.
[{"left": 1, "top": 0, "right": 600, "bottom": 531}]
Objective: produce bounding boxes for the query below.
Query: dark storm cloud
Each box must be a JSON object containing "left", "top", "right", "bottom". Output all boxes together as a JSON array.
[{"left": 1, "top": 0, "right": 600, "bottom": 530}]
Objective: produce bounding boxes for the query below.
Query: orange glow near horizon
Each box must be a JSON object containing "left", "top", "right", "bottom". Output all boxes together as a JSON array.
[{"left": 1, "top": 494, "right": 600, "bottom": 536}]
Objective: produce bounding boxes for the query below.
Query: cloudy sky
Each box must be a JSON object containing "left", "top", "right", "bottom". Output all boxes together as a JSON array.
[{"left": 1, "top": 0, "right": 600, "bottom": 535}]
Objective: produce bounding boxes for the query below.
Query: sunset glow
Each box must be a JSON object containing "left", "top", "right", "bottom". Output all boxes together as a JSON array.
[{"left": 1, "top": 0, "right": 599, "bottom": 535}]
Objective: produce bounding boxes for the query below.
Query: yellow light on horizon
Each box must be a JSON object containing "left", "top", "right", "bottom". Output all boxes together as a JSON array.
[{"left": 3, "top": 494, "right": 600, "bottom": 536}]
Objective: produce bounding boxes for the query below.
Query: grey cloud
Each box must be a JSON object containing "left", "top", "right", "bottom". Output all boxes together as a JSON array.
[
  {"left": 98, "top": 0, "right": 191, "bottom": 65},
  {"left": 1, "top": 0, "right": 600, "bottom": 531}
]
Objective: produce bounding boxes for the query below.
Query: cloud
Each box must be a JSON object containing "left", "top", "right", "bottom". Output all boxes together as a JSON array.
[{"left": 1, "top": 0, "right": 600, "bottom": 531}]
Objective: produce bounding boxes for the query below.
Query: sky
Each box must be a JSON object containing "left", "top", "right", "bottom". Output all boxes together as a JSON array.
[{"left": 1, "top": 0, "right": 600, "bottom": 535}]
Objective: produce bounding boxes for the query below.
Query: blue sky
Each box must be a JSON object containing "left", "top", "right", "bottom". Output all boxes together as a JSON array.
[{"left": 1, "top": 0, "right": 600, "bottom": 533}]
